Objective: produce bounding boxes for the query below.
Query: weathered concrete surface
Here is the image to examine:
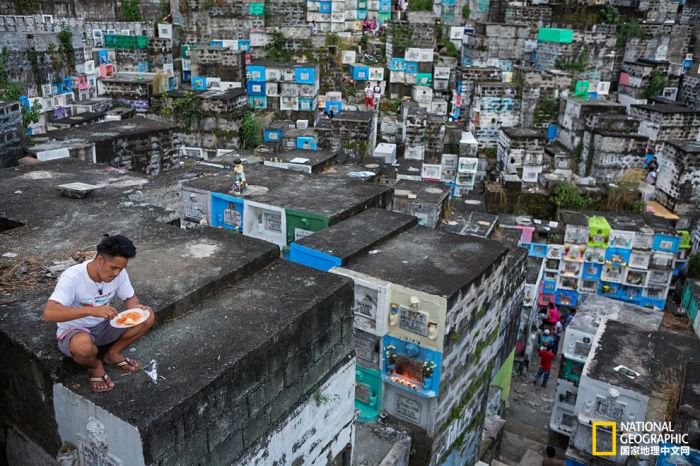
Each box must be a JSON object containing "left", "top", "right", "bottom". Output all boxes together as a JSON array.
[
  {"left": 344, "top": 225, "right": 508, "bottom": 299},
  {"left": 59, "top": 260, "right": 355, "bottom": 465},
  {"left": 353, "top": 423, "right": 412, "bottom": 466},
  {"left": 0, "top": 159, "right": 280, "bottom": 457},
  {"left": 295, "top": 208, "right": 418, "bottom": 262},
  {"left": 185, "top": 163, "right": 394, "bottom": 223}
]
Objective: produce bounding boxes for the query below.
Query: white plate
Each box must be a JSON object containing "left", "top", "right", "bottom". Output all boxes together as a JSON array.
[{"left": 110, "top": 308, "right": 149, "bottom": 328}]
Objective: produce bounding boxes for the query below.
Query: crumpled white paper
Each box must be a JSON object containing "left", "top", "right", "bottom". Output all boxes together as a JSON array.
[{"left": 144, "top": 359, "right": 158, "bottom": 384}]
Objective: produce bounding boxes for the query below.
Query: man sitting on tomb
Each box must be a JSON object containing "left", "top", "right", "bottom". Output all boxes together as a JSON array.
[{"left": 43, "top": 235, "right": 155, "bottom": 393}]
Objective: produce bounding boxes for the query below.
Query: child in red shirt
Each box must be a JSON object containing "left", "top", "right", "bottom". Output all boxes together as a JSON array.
[{"left": 533, "top": 344, "right": 555, "bottom": 388}]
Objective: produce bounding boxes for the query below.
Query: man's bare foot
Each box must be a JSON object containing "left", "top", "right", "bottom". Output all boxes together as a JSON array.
[{"left": 88, "top": 362, "right": 114, "bottom": 392}]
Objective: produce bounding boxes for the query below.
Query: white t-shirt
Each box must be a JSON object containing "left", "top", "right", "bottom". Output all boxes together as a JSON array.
[
  {"left": 373, "top": 86, "right": 382, "bottom": 99},
  {"left": 49, "top": 261, "right": 135, "bottom": 337},
  {"left": 646, "top": 171, "right": 657, "bottom": 185},
  {"left": 365, "top": 87, "right": 374, "bottom": 98}
]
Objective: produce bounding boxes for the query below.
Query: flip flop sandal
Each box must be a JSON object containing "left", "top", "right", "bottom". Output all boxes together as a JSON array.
[
  {"left": 107, "top": 357, "right": 140, "bottom": 373},
  {"left": 89, "top": 373, "right": 114, "bottom": 393}
]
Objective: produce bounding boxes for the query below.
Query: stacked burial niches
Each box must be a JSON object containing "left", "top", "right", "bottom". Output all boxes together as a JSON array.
[
  {"left": 566, "top": 317, "right": 700, "bottom": 464},
  {"left": 180, "top": 163, "right": 393, "bottom": 251},
  {"left": 386, "top": 13, "right": 436, "bottom": 99},
  {"left": 526, "top": 209, "right": 690, "bottom": 312},
  {"left": 288, "top": 208, "right": 527, "bottom": 465},
  {"left": 0, "top": 100, "right": 23, "bottom": 168},
  {"left": 0, "top": 160, "right": 357, "bottom": 466},
  {"left": 548, "top": 295, "right": 663, "bottom": 438},
  {"left": 245, "top": 62, "right": 320, "bottom": 113}
]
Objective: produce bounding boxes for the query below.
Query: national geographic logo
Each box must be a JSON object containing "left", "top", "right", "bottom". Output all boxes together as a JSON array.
[
  {"left": 592, "top": 421, "right": 691, "bottom": 457},
  {"left": 592, "top": 421, "right": 617, "bottom": 456}
]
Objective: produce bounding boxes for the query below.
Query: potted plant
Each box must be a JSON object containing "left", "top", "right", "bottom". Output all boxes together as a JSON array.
[
  {"left": 422, "top": 360, "right": 437, "bottom": 389},
  {"left": 385, "top": 345, "right": 397, "bottom": 372}
]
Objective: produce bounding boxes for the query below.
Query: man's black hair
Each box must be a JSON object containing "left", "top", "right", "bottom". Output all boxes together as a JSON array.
[
  {"left": 546, "top": 446, "right": 556, "bottom": 458},
  {"left": 97, "top": 235, "right": 136, "bottom": 259},
  {"left": 547, "top": 301, "right": 555, "bottom": 309}
]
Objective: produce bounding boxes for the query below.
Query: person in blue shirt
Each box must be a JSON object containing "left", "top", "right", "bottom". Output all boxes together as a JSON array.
[{"left": 539, "top": 329, "right": 554, "bottom": 348}]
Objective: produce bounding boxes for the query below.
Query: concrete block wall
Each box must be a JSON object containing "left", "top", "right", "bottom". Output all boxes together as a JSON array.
[
  {"left": 483, "top": 24, "right": 531, "bottom": 63},
  {"left": 472, "top": 84, "right": 521, "bottom": 147},
  {"left": 631, "top": 106, "right": 700, "bottom": 144},
  {"left": 0, "top": 26, "right": 85, "bottom": 87},
  {"left": 190, "top": 47, "right": 246, "bottom": 82},
  {"left": 426, "top": 256, "right": 517, "bottom": 465},
  {"left": 497, "top": 250, "right": 527, "bottom": 365},
  {"left": 109, "top": 127, "right": 182, "bottom": 175},
  {"left": 457, "top": 67, "right": 501, "bottom": 120},
  {"left": 0, "top": 101, "right": 23, "bottom": 168},
  {"left": 316, "top": 113, "right": 376, "bottom": 158},
  {"left": 424, "top": 117, "right": 446, "bottom": 162},
  {"left": 174, "top": 0, "right": 266, "bottom": 41},
  {"left": 679, "top": 73, "right": 700, "bottom": 109},
  {"left": 557, "top": 99, "right": 627, "bottom": 151},
  {"left": 139, "top": 286, "right": 356, "bottom": 465},
  {"left": 0, "top": 1, "right": 164, "bottom": 20},
  {"left": 656, "top": 141, "right": 700, "bottom": 214},
  {"left": 267, "top": 0, "right": 307, "bottom": 26},
  {"left": 504, "top": 4, "right": 552, "bottom": 26},
  {"left": 201, "top": 95, "right": 247, "bottom": 115},
  {"left": 234, "top": 358, "right": 355, "bottom": 465},
  {"left": 581, "top": 132, "right": 648, "bottom": 181},
  {"left": 641, "top": 0, "right": 678, "bottom": 22},
  {"left": 405, "top": 20, "right": 436, "bottom": 49},
  {"left": 100, "top": 80, "right": 152, "bottom": 100},
  {"left": 497, "top": 131, "right": 547, "bottom": 176},
  {"left": 200, "top": 115, "right": 243, "bottom": 149},
  {"left": 624, "top": 24, "right": 691, "bottom": 65}
]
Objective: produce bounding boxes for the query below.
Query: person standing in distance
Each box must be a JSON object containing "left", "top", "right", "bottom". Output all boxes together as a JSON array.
[
  {"left": 43, "top": 235, "right": 155, "bottom": 392},
  {"left": 372, "top": 81, "right": 382, "bottom": 110},
  {"left": 364, "top": 82, "right": 374, "bottom": 111}
]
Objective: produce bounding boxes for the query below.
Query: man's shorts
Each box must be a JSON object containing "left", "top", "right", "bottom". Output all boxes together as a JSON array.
[{"left": 57, "top": 319, "right": 127, "bottom": 357}]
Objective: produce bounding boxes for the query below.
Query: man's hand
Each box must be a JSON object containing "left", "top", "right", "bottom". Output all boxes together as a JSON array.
[
  {"left": 132, "top": 303, "right": 153, "bottom": 313},
  {"left": 91, "top": 305, "right": 118, "bottom": 320}
]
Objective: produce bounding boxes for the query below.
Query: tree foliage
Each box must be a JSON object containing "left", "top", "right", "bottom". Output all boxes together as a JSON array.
[
  {"left": 616, "top": 19, "right": 644, "bottom": 47},
  {"left": 17, "top": 0, "right": 39, "bottom": 14},
  {"left": 599, "top": 4, "right": 620, "bottom": 24},
  {"left": 160, "top": 0, "right": 171, "bottom": 18},
  {"left": 0, "top": 47, "right": 41, "bottom": 130},
  {"left": 642, "top": 69, "right": 667, "bottom": 100},
  {"left": 689, "top": 254, "right": 700, "bottom": 280},
  {"left": 392, "top": 24, "right": 413, "bottom": 49},
  {"left": 122, "top": 0, "right": 143, "bottom": 21},
  {"left": 57, "top": 27, "right": 76, "bottom": 69},
  {"left": 264, "top": 31, "right": 293, "bottom": 62},
  {"left": 22, "top": 100, "right": 42, "bottom": 128},
  {"left": 239, "top": 112, "right": 261, "bottom": 150},
  {"left": 462, "top": 4, "right": 470, "bottom": 19},
  {"left": 161, "top": 92, "right": 203, "bottom": 128},
  {"left": 408, "top": 0, "right": 432, "bottom": 10},
  {"left": 533, "top": 96, "right": 560, "bottom": 126},
  {"left": 553, "top": 182, "right": 593, "bottom": 209},
  {"left": 325, "top": 33, "right": 341, "bottom": 47},
  {"left": 442, "top": 37, "right": 460, "bottom": 58},
  {"left": 555, "top": 47, "right": 588, "bottom": 73}
]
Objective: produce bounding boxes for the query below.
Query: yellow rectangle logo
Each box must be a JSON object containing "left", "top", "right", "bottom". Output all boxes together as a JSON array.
[{"left": 592, "top": 421, "right": 617, "bottom": 456}]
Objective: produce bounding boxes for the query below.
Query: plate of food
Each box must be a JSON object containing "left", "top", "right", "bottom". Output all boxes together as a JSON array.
[{"left": 111, "top": 308, "right": 149, "bottom": 328}]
